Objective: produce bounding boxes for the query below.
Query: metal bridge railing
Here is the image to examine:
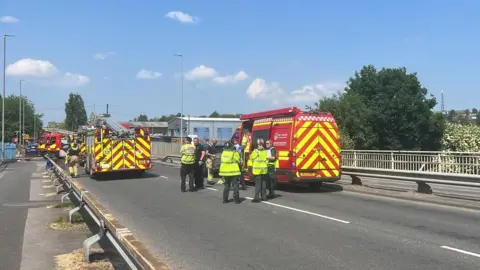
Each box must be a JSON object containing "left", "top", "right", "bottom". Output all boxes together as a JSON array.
[{"left": 340, "top": 150, "right": 480, "bottom": 176}]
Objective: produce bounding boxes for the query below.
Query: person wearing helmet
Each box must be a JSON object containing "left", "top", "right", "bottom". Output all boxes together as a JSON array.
[
  {"left": 219, "top": 141, "right": 242, "bottom": 204},
  {"left": 66, "top": 140, "right": 81, "bottom": 178}
]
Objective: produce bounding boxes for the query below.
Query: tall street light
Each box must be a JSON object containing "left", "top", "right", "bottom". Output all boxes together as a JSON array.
[
  {"left": 19, "top": 79, "right": 24, "bottom": 147},
  {"left": 22, "top": 81, "right": 25, "bottom": 146},
  {"left": 2, "top": 34, "right": 15, "bottom": 160},
  {"left": 174, "top": 53, "right": 184, "bottom": 143}
]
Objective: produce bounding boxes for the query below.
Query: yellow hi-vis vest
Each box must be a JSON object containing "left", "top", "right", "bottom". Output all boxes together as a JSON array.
[
  {"left": 180, "top": 143, "right": 196, "bottom": 164},
  {"left": 219, "top": 150, "right": 241, "bottom": 177},
  {"left": 250, "top": 149, "right": 268, "bottom": 175},
  {"left": 243, "top": 134, "right": 250, "bottom": 153}
]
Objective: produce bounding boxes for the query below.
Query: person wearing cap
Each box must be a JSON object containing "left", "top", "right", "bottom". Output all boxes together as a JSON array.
[
  {"left": 232, "top": 136, "right": 246, "bottom": 190},
  {"left": 180, "top": 137, "right": 196, "bottom": 192},
  {"left": 219, "top": 141, "right": 242, "bottom": 204},
  {"left": 265, "top": 139, "right": 277, "bottom": 199},
  {"left": 249, "top": 138, "right": 269, "bottom": 202}
]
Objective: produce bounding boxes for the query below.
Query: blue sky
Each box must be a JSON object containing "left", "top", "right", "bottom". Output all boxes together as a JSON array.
[{"left": 1, "top": 0, "right": 479, "bottom": 124}]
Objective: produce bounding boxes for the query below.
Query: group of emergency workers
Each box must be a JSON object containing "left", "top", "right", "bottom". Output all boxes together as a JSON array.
[{"left": 180, "top": 131, "right": 277, "bottom": 204}]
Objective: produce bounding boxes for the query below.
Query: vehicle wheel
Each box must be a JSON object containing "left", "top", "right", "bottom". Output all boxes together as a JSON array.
[{"left": 309, "top": 182, "right": 323, "bottom": 191}]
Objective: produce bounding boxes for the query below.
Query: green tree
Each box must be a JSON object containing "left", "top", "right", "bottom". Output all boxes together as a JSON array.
[
  {"left": 209, "top": 111, "right": 220, "bottom": 117},
  {"left": 136, "top": 114, "right": 148, "bottom": 121},
  {"left": 64, "top": 93, "right": 88, "bottom": 131},
  {"left": 0, "top": 94, "right": 43, "bottom": 140},
  {"left": 311, "top": 65, "right": 444, "bottom": 150},
  {"left": 447, "top": 110, "right": 457, "bottom": 122}
]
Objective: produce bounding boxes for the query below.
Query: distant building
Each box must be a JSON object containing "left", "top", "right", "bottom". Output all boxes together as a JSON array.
[
  {"left": 120, "top": 121, "right": 168, "bottom": 134},
  {"left": 47, "top": 121, "right": 64, "bottom": 128},
  {"left": 168, "top": 117, "right": 241, "bottom": 141}
]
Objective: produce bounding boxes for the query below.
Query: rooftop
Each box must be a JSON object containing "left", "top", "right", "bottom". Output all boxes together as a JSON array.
[
  {"left": 120, "top": 121, "right": 168, "bottom": 128},
  {"left": 169, "top": 117, "right": 241, "bottom": 122}
]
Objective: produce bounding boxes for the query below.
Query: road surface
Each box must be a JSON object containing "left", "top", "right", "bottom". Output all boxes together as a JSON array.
[{"left": 74, "top": 163, "right": 480, "bottom": 270}]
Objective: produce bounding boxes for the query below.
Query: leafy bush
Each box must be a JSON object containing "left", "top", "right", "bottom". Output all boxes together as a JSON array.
[
  {"left": 339, "top": 127, "right": 354, "bottom": 150},
  {"left": 441, "top": 122, "right": 480, "bottom": 152}
]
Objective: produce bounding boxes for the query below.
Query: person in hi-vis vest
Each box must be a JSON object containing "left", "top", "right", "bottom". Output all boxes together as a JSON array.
[
  {"left": 249, "top": 138, "right": 269, "bottom": 203},
  {"left": 219, "top": 141, "right": 242, "bottom": 204}
]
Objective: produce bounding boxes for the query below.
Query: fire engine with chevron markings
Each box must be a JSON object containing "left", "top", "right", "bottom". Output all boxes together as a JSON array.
[
  {"left": 232, "top": 107, "right": 341, "bottom": 190},
  {"left": 83, "top": 115, "right": 152, "bottom": 178}
]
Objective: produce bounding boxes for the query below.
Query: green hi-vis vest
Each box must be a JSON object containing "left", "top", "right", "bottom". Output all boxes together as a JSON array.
[
  {"left": 181, "top": 143, "right": 196, "bottom": 164},
  {"left": 250, "top": 149, "right": 268, "bottom": 175},
  {"left": 219, "top": 150, "right": 241, "bottom": 176}
]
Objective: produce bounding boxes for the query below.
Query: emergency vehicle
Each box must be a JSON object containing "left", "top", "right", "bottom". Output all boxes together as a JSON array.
[
  {"left": 233, "top": 107, "right": 341, "bottom": 190},
  {"left": 37, "top": 134, "right": 51, "bottom": 155},
  {"left": 83, "top": 115, "right": 152, "bottom": 178},
  {"left": 43, "top": 133, "right": 70, "bottom": 158}
]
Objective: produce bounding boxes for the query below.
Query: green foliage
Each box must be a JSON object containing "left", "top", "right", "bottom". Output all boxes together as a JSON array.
[
  {"left": 441, "top": 122, "right": 480, "bottom": 152},
  {"left": 310, "top": 65, "right": 445, "bottom": 151},
  {"left": 135, "top": 114, "right": 148, "bottom": 121},
  {"left": 0, "top": 94, "right": 43, "bottom": 140},
  {"left": 64, "top": 93, "right": 88, "bottom": 131},
  {"left": 338, "top": 127, "right": 354, "bottom": 150}
]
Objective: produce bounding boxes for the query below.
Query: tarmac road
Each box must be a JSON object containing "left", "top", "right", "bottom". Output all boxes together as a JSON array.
[{"left": 74, "top": 163, "right": 480, "bottom": 270}]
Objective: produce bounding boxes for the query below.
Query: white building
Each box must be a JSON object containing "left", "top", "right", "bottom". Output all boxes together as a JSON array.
[{"left": 168, "top": 117, "right": 241, "bottom": 141}]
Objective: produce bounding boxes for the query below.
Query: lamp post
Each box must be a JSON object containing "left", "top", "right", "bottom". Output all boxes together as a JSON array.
[
  {"left": 2, "top": 34, "right": 15, "bottom": 159},
  {"left": 174, "top": 53, "right": 184, "bottom": 142},
  {"left": 19, "top": 79, "right": 24, "bottom": 147}
]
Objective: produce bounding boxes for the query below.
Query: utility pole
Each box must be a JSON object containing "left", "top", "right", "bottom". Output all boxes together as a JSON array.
[
  {"left": 174, "top": 53, "right": 184, "bottom": 142},
  {"left": 2, "top": 34, "right": 15, "bottom": 160},
  {"left": 19, "top": 80, "right": 23, "bottom": 147}
]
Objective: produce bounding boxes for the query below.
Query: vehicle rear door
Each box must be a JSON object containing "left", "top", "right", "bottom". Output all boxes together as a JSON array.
[
  {"left": 318, "top": 121, "right": 341, "bottom": 178},
  {"left": 122, "top": 139, "right": 136, "bottom": 169},
  {"left": 294, "top": 120, "right": 321, "bottom": 174}
]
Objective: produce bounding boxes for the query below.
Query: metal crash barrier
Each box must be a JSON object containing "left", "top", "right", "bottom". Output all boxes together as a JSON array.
[{"left": 44, "top": 155, "right": 168, "bottom": 270}]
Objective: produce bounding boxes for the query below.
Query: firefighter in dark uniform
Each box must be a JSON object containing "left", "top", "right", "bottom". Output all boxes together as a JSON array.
[
  {"left": 265, "top": 139, "right": 277, "bottom": 199},
  {"left": 67, "top": 140, "right": 81, "bottom": 178}
]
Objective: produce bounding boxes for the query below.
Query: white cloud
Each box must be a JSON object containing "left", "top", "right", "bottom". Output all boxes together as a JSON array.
[
  {"left": 6, "top": 58, "right": 58, "bottom": 77},
  {"left": 246, "top": 78, "right": 344, "bottom": 105},
  {"left": 213, "top": 71, "right": 249, "bottom": 84},
  {"left": 246, "top": 78, "right": 284, "bottom": 100},
  {"left": 6, "top": 58, "right": 90, "bottom": 88},
  {"left": 0, "top": 16, "right": 19, "bottom": 23},
  {"left": 290, "top": 83, "right": 345, "bottom": 102},
  {"left": 136, "top": 69, "right": 162, "bottom": 79},
  {"left": 185, "top": 65, "right": 217, "bottom": 80},
  {"left": 165, "top": 11, "right": 199, "bottom": 24},
  {"left": 56, "top": 72, "right": 91, "bottom": 88},
  {"left": 185, "top": 65, "right": 248, "bottom": 85},
  {"left": 93, "top": 52, "right": 116, "bottom": 60}
]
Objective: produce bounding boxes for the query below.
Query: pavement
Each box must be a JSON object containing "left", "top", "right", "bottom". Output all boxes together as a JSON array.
[
  {"left": 0, "top": 159, "right": 112, "bottom": 270},
  {"left": 71, "top": 163, "right": 480, "bottom": 270}
]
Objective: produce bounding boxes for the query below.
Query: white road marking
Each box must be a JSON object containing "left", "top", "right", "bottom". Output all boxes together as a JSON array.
[
  {"left": 160, "top": 176, "right": 168, "bottom": 179},
  {"left": 206, "top": 187, "right": 218, "bottom": 191},
  {"left": 441, "top": 246, "right": 480, "bottom": 258},
  {"left": 244, "top": 196, "right": 350, "bottom": 224}
]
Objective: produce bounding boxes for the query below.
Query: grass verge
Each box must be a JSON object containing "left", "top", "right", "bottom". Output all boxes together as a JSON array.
[
  {"left": 55, "top": 248, "right": 127, "bottom": 270},
  {"left": 49, "top": 213, "right": 89, "bottom": 232},
  {"left": 47, "top": 202, "right": 75, "bottom": 209}
]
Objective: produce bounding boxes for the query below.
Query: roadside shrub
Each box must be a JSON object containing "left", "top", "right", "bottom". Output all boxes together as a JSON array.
[{"left": 441, "top": 122, "right": 480, "bottom": 152}]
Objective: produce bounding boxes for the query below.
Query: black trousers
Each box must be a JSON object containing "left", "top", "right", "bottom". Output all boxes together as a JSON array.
[
  {"left": 180, "top": 163, "right": 195, "bottom": 191},
  {"left": 193, "top": 161, "right": 204, "bottom": 188}
]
